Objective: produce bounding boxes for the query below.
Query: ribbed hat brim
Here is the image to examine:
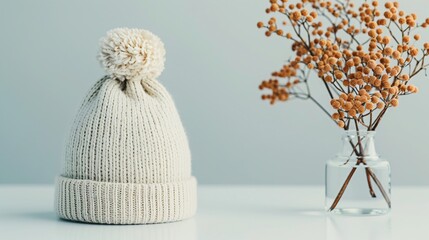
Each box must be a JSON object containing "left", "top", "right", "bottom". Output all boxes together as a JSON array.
[{"left": 55, "top": 176, "right": 197, "bottom": 224}]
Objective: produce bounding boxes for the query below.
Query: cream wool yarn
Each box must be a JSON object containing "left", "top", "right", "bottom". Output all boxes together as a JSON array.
[{"left": 55, "top": 28, "right": 197, "bottom": 224}]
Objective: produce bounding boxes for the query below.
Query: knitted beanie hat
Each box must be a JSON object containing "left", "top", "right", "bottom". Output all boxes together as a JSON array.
[{"left": 55, "top": 28, "right": 197, "bottom": 224}]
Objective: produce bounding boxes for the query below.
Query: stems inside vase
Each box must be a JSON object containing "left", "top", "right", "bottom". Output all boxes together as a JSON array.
[{"left": 328, "top": 133, "right": 391, "bottom": 211}]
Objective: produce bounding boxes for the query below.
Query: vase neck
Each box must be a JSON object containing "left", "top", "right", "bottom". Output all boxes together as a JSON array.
[{"left": 338, "top": 131, "right": 378, "bottom": 159}]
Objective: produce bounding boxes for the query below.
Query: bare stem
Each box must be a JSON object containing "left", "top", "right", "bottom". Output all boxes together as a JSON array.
[
  {"left": 367, "top": 169, "right": 392, "bottom": 208},
  {"left": 308, "top": 95, "right": 332, "bottom": 120},
  {"left": 355, "top": 122, "right": 377, "bottom": 198},
  {"left": 329, "top": 167, "right": 357, "bottom": 211}
]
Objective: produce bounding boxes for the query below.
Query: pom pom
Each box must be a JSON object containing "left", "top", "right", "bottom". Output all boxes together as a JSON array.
[{"left": 99, "top": 28, "right": 166, "bottom": 81}]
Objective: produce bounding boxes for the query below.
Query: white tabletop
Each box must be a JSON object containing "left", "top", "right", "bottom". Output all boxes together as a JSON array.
[{"left": 0, "top": 185, "right": 428, "bottom": 240}]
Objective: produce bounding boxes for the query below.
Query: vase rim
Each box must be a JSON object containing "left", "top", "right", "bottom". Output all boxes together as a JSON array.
[
  {"left": 343, "top": 130, "right": 376, "bottom": 133},
  {"left": 342, "top": 130, "right": 376, "bottom": 136}
]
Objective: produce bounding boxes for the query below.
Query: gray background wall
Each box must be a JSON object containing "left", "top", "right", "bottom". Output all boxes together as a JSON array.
[{"left": 1, "top": 0, "right": 428, "bottom": 185}]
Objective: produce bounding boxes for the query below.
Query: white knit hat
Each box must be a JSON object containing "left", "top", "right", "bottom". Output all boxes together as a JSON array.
[{"left": 55, "top": 28, "right": 197, "bottom": 224}]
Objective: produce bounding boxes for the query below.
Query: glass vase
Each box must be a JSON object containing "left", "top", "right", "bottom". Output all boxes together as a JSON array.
[{"left": 325, "top": 131, "right": 391, "bottom": 215}]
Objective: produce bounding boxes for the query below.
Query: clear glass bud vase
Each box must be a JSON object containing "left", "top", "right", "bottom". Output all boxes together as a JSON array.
[{"left": 325, "top": 131, "right": 391, "bottom": 215}]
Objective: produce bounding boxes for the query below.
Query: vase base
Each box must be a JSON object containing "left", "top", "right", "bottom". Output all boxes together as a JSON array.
[{"left": 328, "top": 208, "right": 390, "bottom": 216}]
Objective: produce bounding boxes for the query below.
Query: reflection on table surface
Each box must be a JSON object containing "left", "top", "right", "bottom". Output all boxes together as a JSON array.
[{"left": 1, "top": 185, "right": 428, "bottom": 240}]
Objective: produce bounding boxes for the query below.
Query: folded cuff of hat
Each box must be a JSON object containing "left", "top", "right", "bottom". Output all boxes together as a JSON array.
[{"left": 55, "top": 176, "right": 197, "bottom": 224}]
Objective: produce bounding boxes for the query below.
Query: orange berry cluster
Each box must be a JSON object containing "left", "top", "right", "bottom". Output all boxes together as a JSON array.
[
  {"left": 259, "top": 61, "right": 302, "bottom": 104},
  {"left": 258, "top": 0, "right": 428, "bottom": 130}
]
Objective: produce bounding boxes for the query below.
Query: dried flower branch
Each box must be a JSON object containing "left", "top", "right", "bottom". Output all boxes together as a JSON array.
[
  {"left": 258, "top": 0, "right": 429, "bottom": 131},
  {"left": 257, "top": 0, "right": 428, "bottom": 211}
]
